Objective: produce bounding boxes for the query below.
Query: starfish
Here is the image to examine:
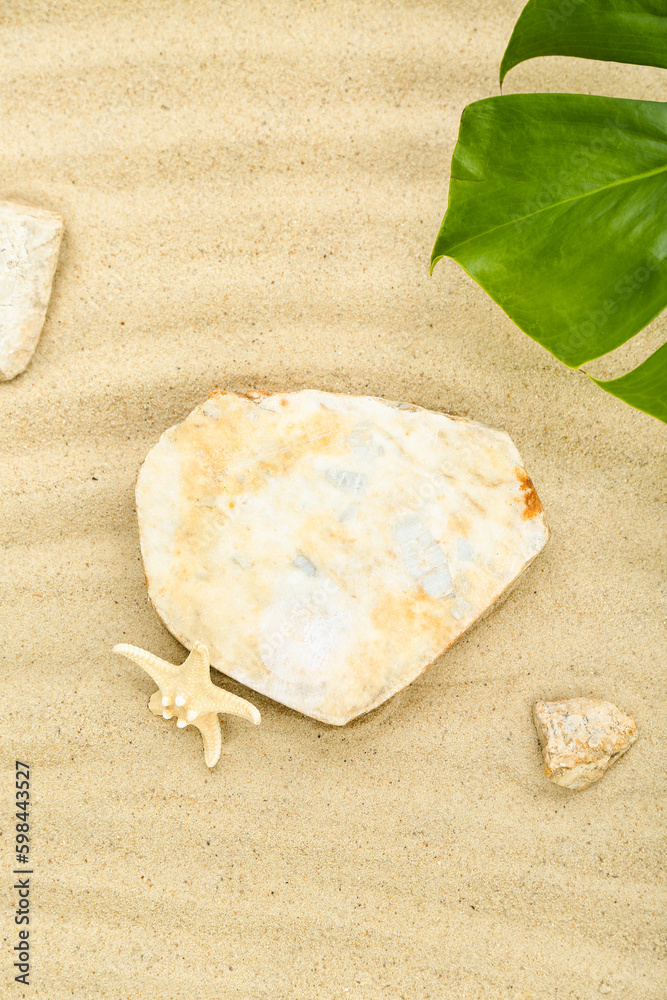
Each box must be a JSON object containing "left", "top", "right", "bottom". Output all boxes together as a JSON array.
[{"left": 113, "top": 641, "right": 261, "bottom": 767}]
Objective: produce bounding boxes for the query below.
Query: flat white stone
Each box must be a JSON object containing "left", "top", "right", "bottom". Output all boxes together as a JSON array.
[
  {"left": 136, "top": 389, "right": 549, "bottom": 724},
  {"left": 0, "top": 201, "right": 63, "bottom": 380},
  {"left": 533, "top": 697, "right": 637, "bottom": 790}
]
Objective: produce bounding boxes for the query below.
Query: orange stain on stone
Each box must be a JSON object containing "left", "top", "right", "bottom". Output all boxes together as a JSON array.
[{"left": 516, "top": 467, "right": 543, "bottom": 520}]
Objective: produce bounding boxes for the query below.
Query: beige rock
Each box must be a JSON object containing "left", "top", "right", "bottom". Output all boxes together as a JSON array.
[
  {"left": 136, "top": 388, "right": 549, "bottom": 724},
  {"left": 0, "top": 200, "right": 63, "bottom": 380},
  {"left": 533, "top": 697, "right": 637, "bottom": 790}
]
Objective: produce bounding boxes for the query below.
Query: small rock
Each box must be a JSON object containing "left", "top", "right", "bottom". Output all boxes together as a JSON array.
[
  {"left": 0, "top": 200, "right": 63, "bottom": 380},
  {"left": 533, "top": 697, "right": 637, "bottom": 790}
]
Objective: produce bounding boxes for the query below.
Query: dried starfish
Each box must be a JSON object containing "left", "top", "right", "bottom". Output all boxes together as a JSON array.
[{"left": 113, "top": 641, "right": 261, "bottom": 767}]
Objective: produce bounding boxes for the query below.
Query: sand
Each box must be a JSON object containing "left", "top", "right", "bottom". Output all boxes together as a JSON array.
[{"left": 1, "top": 2, "right": 665, "bottom": 998}]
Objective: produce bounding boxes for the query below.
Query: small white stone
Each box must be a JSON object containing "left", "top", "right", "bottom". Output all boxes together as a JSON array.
[
  {"left": 162, "top": 709, "right": 173, "bottom": 720},
  {"left": 533, "top": 697, "right": 637, "bottom": 790},
  {"left": 186, "top": 709, "right": 198, "bottom": 722},
  {"left": 0, "top": 201, "right": 63, "bottom": 380},
  {"left": 174, "top": 695, "right": 185, "bottom": 707},
  {"left": 176, "top": 718, "right": 187, "bottom": 728},
  {"left": 161, "top": 695, "right": 170, "bottom": 706}
]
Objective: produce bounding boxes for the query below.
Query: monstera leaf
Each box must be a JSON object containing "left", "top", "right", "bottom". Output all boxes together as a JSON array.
[
  {"left": 500, "top": 0, "right": 667, "bottom": 83},
  {"left": 431, "top": 0, "right": 667, "bottom": 423}
]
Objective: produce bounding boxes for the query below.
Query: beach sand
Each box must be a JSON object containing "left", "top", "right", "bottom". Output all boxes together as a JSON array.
[{"left": 1, "top": 2, "right": 665, "bottom": 997}]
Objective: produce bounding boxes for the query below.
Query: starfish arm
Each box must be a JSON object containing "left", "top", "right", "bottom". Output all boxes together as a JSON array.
[
  {"left": 148, "top": 690, "right": 166, "bottom": 716},
  {"left": 113, "top": 643, "right": 180, "bottom": 688},
  {"left": 183, "top": 641, "right": 212, "bottom": 683},
  {"left": 194, "top": 712, "right": 223, "bottom": 768},
  {"left": 209, "top": 687, "right": 261, "bottom": 726}
]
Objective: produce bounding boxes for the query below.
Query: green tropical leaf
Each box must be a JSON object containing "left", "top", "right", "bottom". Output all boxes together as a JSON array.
[
  {"left": 431, "top": 93, "right": 667, "bottom": 421},
  {"left": 500, "top": 0, "right": 667, "bottom": 84},
  {"left": 590, "top": 339, "right": 667, "bottom": 421}
]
